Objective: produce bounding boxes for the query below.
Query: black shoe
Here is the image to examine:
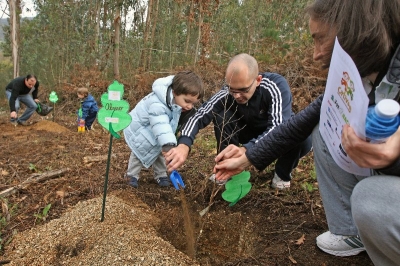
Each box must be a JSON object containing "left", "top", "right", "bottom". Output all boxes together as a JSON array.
[
  {"left": 17, "top": 121, "right": 28, "bottom": 126},
  {"left": 128, "top": 176, "right": 138, "bottom": 188},
  {"left": 156, "top": 177, "right": 171, "bottom": 187}
]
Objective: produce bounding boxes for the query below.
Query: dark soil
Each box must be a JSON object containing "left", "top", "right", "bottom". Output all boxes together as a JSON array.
[{"left": 0, "top": 113, "right": 373, "bottom": 265}]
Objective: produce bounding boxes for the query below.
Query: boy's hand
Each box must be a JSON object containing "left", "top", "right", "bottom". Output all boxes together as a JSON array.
[{"left": 164, "top": 144, "right": 190, "bottom": 172}]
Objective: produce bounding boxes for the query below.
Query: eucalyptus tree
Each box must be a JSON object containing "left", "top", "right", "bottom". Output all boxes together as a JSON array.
[
  {"left": 1, "top": 0, "right": 311, "bottom": 87},
  {"left": 12, "top": 0, "right": 143, "bottom": 86},
  {"left": 9, "top": 0, "right": 21, "bottom": 77}
]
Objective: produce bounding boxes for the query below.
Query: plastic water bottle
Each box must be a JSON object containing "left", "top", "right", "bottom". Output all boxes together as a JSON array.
[{"left": 365, "top": 99, "right": 400, "bottom": 143}]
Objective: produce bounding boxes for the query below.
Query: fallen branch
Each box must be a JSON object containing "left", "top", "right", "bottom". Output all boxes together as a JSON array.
[{"left": 0, "top": 168, "right": 70, "bottom": 198}]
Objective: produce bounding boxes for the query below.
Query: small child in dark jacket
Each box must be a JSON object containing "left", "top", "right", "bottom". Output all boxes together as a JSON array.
[{"left": 77, "top": 87, "right": 99, "bottom": 130}]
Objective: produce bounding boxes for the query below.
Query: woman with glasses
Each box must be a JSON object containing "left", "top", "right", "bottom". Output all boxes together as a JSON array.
[
  {"left": 213, "top": 0, "right": 400, "bottom": 264},
  {"left": 165, "top": 53, "right": 312, "bottom": 189}
]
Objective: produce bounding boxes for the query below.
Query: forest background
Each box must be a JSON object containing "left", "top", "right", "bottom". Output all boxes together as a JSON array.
[{"left": 0, "top": 0, "right": 320, "bottom": 104}]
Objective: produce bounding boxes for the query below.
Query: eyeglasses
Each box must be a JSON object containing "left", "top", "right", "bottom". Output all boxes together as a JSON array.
[{"left": 225, "top": 78, "right": 256, "bottom": 95}]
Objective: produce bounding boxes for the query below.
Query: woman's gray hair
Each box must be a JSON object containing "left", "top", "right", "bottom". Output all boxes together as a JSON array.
[{"left": 306, "top": 0, "right": 400, "bottom": 77}]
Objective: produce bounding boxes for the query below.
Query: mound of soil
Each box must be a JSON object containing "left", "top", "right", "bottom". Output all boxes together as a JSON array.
[
  {"left": 4, "top": 194, "right": 197, "bottom": 266},
  {"left": 30, "top": 120, "right": 71, "bottom": 133}
]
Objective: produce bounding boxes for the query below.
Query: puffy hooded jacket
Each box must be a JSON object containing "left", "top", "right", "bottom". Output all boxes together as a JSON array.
[
  {"left": 79, "top": 94, "right": 99, "bottom": 120},
  {"left": 123, "top": 75, "right": 181, "bottom": 168}
]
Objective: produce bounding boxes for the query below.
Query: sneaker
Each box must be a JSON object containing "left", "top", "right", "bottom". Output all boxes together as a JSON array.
[
  {"left": 156, "top": 177, "right": 171, "bottom": 187},
  {"left": 17, "top": 120, "right": 29, "bottom": 126},
  {"left": 271, "top": 173, "right": 290, "bottom": 189},
  {"left": 128, "top": 176, "right": 138, "bottom": 188},
  {"left": 316, "top": 231, "right": 365, "bottom": 257},
  {"left": 209, "top": 174, "right": 228, "bottom": 185}
]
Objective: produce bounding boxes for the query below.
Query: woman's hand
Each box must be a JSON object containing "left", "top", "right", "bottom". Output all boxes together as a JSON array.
[
  {"left": 213, "top": 145, "right": 252, "bottom": 181},
  {"left": 342, "top": 124, "right": 400, "bottom": 168}
]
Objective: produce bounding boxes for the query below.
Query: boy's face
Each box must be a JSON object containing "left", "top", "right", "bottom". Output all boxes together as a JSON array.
[
  {"left": 173, "top": 93, "right": 199, "bottom": 112},
  {"left": 77, "top": 93, "right": 85, "bottom": 99}
]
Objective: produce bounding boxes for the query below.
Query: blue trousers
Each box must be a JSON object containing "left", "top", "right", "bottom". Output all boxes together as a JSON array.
[
  {"left": 6, "top": 90, "right": 37, "bottom": 123},
  {"left": 85, "top": 112, "right": 97, "bottom": 129}
]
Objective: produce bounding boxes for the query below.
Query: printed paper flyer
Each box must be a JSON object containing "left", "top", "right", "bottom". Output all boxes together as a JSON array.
[{"left": 319, "top": 38, "right": 371, "bottom": 176}]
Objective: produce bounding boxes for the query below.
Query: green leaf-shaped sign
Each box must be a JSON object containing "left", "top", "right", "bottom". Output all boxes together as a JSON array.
[
  {"left": 49, "top": 91, "right": 58, "bottom": 103},
  {"left": 222, "top": 171, "right": 252, "bottom": 206},
  {"left": 97, "top": 80, "right": 132, "bottom": 138}
]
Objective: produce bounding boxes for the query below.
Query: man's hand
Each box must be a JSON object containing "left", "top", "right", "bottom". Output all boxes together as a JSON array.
[
  {"left": 214, "top": 144, "right": 246, "bottom": 162},
  {"left": 213, "top": 144, "right": 251, "bottom": 181},
  {"left": 34, "top": 99, "right": 40, "bottom": 103},
  {"left": 10, "top": 111, "right": 17, "bottom": 119},
  {"left": 342, "top": 124, "right": 400, "bottom": 168},
  {"left": 164, "top": 144, "right": 190, "bottom": 172}
]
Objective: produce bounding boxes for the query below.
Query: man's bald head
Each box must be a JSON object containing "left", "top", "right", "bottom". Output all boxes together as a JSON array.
[{"left": 226, "top": 53, "right": 259, "bottom": 82}]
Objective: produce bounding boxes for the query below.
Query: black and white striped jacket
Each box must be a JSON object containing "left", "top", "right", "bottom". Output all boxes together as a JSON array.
[{"left": 178, "top": 72, "right": 294, "bottom": 151}]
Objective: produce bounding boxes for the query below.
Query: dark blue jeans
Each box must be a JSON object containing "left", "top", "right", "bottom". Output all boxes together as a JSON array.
[
  {"left": 6, "top": 90, "right": 38, "bottom": 123},
  {"left": 84, "top": 112, "right": 97, "bottom": 129}
]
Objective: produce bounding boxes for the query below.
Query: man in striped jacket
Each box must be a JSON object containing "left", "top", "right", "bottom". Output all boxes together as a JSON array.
[{"left": 165, "top": 53, "right": 312, "bottom": 188}]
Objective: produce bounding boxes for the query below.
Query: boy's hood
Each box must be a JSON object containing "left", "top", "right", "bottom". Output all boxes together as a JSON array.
[{"left": 152, "top": 75, "right": 174, "bottom": 106}]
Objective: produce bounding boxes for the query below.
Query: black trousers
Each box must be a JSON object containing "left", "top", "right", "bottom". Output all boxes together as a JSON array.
[{"left": 213, "top": 107, "right": 312, "bottom": 181}]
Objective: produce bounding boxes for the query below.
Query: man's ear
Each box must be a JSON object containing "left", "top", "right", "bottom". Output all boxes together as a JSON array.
[{"left": 256, "top": 74, "right": 262, "bottom": 85}]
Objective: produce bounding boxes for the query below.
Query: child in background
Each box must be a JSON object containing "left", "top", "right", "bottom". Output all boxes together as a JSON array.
[
  {"left": 123, "top": 71, "right": 204, "bottom": 188},
  {"left": 77, "top": 87, "right": 99, "bottom": 131}
]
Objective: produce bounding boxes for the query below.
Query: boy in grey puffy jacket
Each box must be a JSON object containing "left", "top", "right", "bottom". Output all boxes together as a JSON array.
[{"left": 123, "top": 71, "right": 204, "bottom": 188}]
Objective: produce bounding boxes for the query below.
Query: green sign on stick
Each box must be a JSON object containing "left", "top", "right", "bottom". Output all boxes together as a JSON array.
[
  {"left": 98, "top": 80, "right": 132, "bottom": 221},
  {"left": 49, "top": 91, "right": 58, "bottom": 122}
]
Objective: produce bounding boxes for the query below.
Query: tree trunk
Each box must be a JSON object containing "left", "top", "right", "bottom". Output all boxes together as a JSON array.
[
  {"left": 140, "top": 0, "right": 153, "bottom": 70},
  {"left": 113, "top": 3, "right": 121, "bottom": 80},
  {"left": 194, "top": 1, "right": 203, "bottom": 64},
  {"left": 95, "top": 0, "right": 101, "bottom": 54},
  {"left": 9, "top": 0, "right": 20, "bottom": 78},
  {"left": 184, "top": 0, "right": 194, "bottom": 56},
  {"left": 148, "top": 0, "right": 159, "bottom": 71}
]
